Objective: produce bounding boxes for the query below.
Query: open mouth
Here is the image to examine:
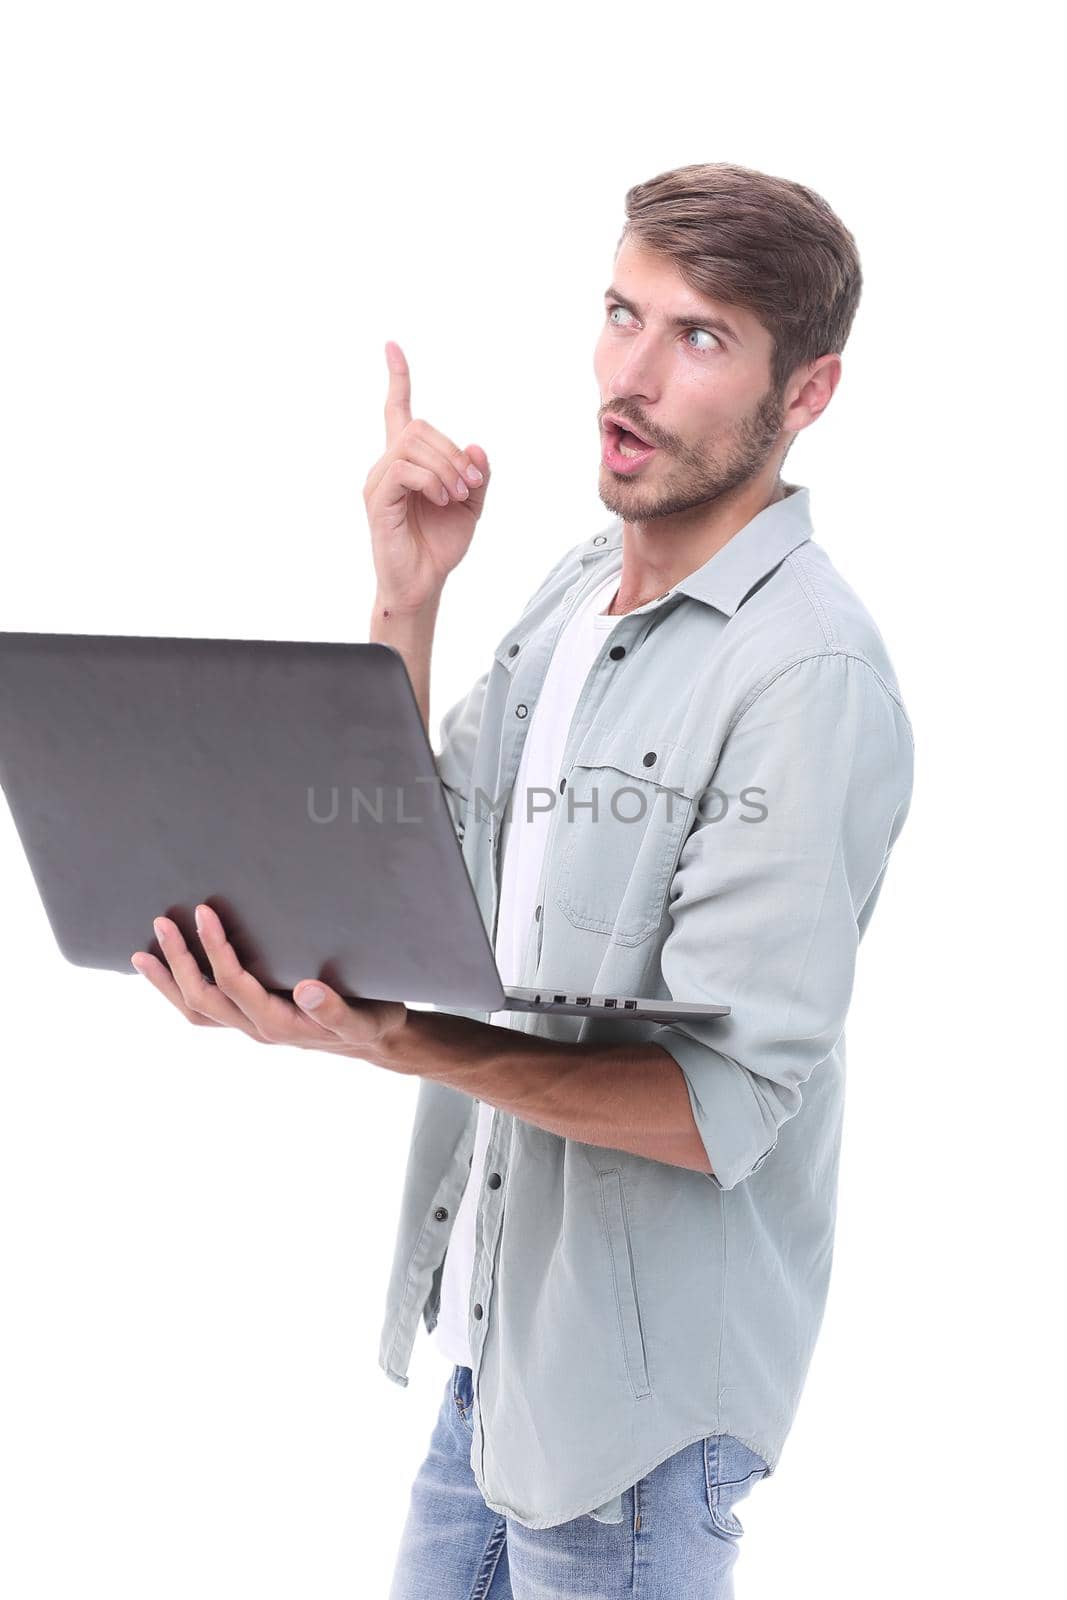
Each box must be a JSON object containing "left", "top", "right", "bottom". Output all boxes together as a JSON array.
[
  {"left": 602, "top": 418, "right": 659, "bottom": 472},
  {"left": 604, "top": 418, "right": 656, "bottom": 453}
]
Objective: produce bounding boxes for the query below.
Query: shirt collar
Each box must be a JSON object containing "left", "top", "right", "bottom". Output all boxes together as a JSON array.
[{"left": 579, "top": 482, "right": 813, "bottom": 618}]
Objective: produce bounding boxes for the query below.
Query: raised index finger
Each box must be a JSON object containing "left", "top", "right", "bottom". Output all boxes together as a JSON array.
[{"left": 383, "top": 339, "right": 412, "bottom": 450}]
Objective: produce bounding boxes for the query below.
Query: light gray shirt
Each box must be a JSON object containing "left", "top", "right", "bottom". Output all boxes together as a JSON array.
[{"left": 377, "top": 483, "right": 915, "bottom": 1529}]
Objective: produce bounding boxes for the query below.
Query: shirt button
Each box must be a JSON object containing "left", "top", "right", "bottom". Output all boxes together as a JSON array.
[
  {"left": 642, "top": 751, "right": 657, "bottom": 766},
  {"left": 507, "top": 642, "right": 519, "bottom": 656},
  {"left": 473, "top": 1303, "right": 484, "bottom": 1319},
  {"left": 434, "top": 1206, "right": 448, "bottom": 1221},
  {"left": 593, "top": 534, "right": 607, "bottom": 545},
  {"left": 534, "top": 903, "right": 541, "bottom": 920},
  {"left": 516, "top": 704, "right": 528, "bottom": 718},
  {"left": 558, "top": 777, "right": 566, "bottom": 793},
  {"left": 609, "top": 644, "right": 626, "bottom": 660},
  {"left": 487, "top": 1172, "right": 502, "bottom": 1189}
]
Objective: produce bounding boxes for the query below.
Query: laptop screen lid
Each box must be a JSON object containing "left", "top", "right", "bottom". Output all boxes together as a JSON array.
[{"left": 0, "top": 631, "right": 508, "bottom": 1011}]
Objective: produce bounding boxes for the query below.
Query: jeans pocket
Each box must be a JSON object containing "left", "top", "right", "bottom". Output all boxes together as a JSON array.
[
  {"left": 703, "top": 1433, "right": 769, "bottom": 1537},
  {"left": 451, "top": 1364, "right": 475, "bottom": 1430}
]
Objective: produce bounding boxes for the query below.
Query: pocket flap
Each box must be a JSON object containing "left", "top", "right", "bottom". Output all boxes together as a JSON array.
[{"left": 571, "top": 723, "right": 703, "bottom": 799}]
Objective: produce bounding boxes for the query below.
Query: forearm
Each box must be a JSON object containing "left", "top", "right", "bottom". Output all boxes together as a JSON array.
[
  {"left": 379, "top": 1009, "right": 714, "bottom": 1176},
  {"left": 369, "top": 589, "right": 443, "bottom": 733}
]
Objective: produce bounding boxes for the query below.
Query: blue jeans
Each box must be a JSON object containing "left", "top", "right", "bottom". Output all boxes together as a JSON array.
[{"left": 388, "top": 1364, "right": 769, "bottom": 1599}]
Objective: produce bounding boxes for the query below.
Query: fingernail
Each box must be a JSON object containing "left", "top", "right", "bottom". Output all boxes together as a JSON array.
[
  {"left": 298, "top": 985, "right": 325, "bottom": 1009},
  {"left": 466, "top": 465, "right": 483, "bottom": 484},
  {"left": 153, "top": 919, "right": 167, "bottom": 942}
]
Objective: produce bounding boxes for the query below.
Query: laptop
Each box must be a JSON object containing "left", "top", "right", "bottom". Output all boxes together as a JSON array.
[{"left": 0, "top": 631, "right": 729, "bottom": 1025}]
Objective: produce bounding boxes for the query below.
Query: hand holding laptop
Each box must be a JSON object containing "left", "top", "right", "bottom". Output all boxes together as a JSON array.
[{"left": 130, "top": 901, "right": 411, "bottom": 1059}]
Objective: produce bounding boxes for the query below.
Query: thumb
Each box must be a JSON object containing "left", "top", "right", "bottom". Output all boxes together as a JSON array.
[
  {"left": 294, "top": 980, "right": 406, "bottom": 1042},
  {"left": 465, "top": 443, "right": 490, "bottom": 479},
  {"left": 463, "top": 443, "right": 491, "bottom": 509}
]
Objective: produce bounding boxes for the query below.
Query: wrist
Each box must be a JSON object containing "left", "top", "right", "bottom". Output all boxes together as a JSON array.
[
  {"left": 372, "top": 1006, "right": 495, "bottom": 1081},
  {"left": 357, "top": 1002, "right": 427, "bottom": 1076},
  {"left": 372, "top": 588, "right": 443, "bottom": 622}
]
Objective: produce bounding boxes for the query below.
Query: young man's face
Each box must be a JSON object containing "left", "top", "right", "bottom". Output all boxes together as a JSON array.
[{"left": 593, "top": 237, "right": 787, "bottom": 520}]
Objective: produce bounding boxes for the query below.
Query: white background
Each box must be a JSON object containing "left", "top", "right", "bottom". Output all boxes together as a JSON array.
[{"left": 0, "top": 3, "right": 1061, "bottom": 1595}]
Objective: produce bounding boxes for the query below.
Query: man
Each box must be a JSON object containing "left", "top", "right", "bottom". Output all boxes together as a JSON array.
[{"left": 134, "top": 162, "right": 914, "bottom": 1597}]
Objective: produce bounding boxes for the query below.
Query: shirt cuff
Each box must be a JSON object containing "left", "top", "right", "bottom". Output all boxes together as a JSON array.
[{"left": 650, "top": 1023, "right": 781, "bottom": 1191}]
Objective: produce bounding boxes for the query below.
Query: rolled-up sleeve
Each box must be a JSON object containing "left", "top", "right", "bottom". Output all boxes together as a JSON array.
[
  {"left": 433, "top": 667, "right": 491, "bottom": 844},
  {"left": 650, "top": 651, "right": 915, "bottom": 1191}
]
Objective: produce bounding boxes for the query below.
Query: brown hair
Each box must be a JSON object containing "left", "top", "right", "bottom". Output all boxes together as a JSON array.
[{"left": 617, "top": 161, "right": 862, "bottom": 398}]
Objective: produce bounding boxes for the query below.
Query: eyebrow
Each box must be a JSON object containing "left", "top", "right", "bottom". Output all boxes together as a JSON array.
[{"left": 602, "top": 285, "right": 742, "bottom": 347}]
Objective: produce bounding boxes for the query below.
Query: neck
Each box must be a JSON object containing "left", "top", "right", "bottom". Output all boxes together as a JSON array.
[{"left": 607, "top": 476, "right": 792, "bottom": 616}]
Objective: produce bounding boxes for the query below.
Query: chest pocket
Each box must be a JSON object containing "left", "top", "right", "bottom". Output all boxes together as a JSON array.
[{"left": 554, "top": 724, "right": 703, "bottom": 945}]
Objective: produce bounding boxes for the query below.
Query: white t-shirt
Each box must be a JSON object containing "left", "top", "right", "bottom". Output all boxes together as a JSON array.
[{"left": 432, "top": 565, "right": 634, "bottom": 1369}]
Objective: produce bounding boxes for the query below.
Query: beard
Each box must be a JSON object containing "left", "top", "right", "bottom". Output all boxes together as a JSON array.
[{"left": 597, "top": 383, "right": 786, "bottom": 522}]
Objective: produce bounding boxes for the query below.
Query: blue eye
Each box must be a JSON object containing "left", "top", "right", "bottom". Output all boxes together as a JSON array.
[{"left": 606, "top": 303, "right": 721, "bottom": 352}]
